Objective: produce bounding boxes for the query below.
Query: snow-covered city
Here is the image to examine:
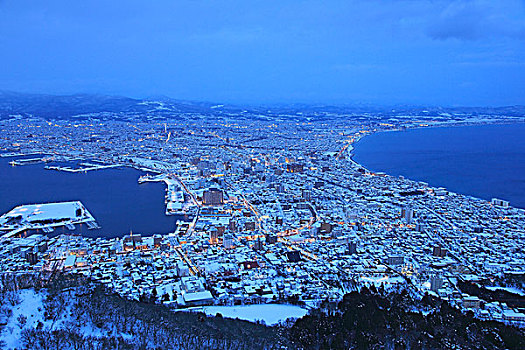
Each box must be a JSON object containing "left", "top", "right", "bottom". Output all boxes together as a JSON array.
[
  {"left": 1, "top": 105, "right": 525, "bottom": 348},
  {"left": 2, "top": 0, "right": 525, "bottom": 348}
]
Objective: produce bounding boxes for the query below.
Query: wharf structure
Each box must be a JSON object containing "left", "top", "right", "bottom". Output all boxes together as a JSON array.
[{"left": 0, "top": 201, "right": 98, "bottom": 238}]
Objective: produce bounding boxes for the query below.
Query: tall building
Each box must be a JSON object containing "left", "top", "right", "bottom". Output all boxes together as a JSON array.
[
  {"left": 286, "top": 163, "right": 304, "bottom": 173},
  {"left": 430, "top": 275, "right": 443, "bottom": 292},
  {"left": 223, "top": 235, "right": 233, "bottom": 249},
  {"left": 301, "top": 189, "right": 312, "bottom": 201},
  {"left": 203, "top": 188, "right": 224, "bottom": 205},
  {"left": 401, "top": 206, "right": 414, "bottom": 224},
  {"left": 387, "top": 256, "right": 404, "bottom": 265},
  {"left": 348, "top": 241, "right": 357, "bottom": 255},
  {"left": 433, "top": 246, "right": 448, "bottom": 257},
  {"left": 209, "top": 227, "right": 219, "bottom": 244},
  {"left": 253, "top": 238, "right": 263, "bottom": 251}
]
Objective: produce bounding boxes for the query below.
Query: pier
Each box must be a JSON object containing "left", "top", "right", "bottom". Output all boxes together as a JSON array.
[
  {"left": 9, "top": 157, "right": 54, "bottom": 166},
  {"left": 86, "top": 221, "right": 101, "bottom": 230},
  {"left": 45, "top": 163, "right": 121, "bottom": 173},
  {"left": 0, "top": 152, "right": 45, "bottom": 158},
  {"left": 138, "top": 174, "right": 196, "bottom": 216},
  {"left": 0, "top": 226, "right": 28, "bottom": 239},
  {"left": 0, "top": 201, "right": 100, "bottom": 239}
]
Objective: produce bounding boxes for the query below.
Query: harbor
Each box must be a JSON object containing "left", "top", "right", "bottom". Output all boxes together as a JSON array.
[
  {"left": 45, "top": 163, "right": 122, "bottom": 173},
  {"left": 0, "top": 157, "right": 178, "bottom": 238}
]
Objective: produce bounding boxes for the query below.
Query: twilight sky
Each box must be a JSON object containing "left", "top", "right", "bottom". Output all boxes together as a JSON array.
[{"left": 0, "top": 0, "right": 524, "bottom": 106}]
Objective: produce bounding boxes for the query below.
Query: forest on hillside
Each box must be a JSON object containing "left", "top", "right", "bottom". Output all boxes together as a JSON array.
[{"left": 1, "top": 274, "right": 524, "bottom": 349}]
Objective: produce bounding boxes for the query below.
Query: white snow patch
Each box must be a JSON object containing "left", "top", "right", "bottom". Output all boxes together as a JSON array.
[
  {"left": 486, "top": 286, "right": 525, "bottom": 296},
  {"left": 185, "top": 304, "right": 308, "bottom": 325},
  {"left": 1, "top": 289, "right": 45, "bottom": 349}
]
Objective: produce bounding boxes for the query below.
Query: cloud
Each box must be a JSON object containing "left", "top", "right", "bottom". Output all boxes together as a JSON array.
[
  {"left": 0, "top": 0, "right": 524, "bottom": 105},
  {"left": 425, "top": 0, "right": 525, "bottom": 41}
]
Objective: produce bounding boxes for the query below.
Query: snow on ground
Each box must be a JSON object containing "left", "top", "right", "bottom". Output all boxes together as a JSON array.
[
  {"left": 486, "top": 286, "right": 525, "bottom": 296},
  {"left": 185, "top": 304, "right": 308, "bottom": 325},
  {"left": 0, "top": 288, "right": 131, "bottom": 349},
  {"left": 1, "top": 201, "right": 90, "bottom": 224},
  {"left": 1, "top": 289, "right": 45, "bottom": 349},
  {"left": 360, "top": 275, "right": 405, "bottom": 287}
]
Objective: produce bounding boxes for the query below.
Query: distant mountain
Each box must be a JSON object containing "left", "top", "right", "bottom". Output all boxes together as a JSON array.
[
  {"left": 0, "top": 91, "right": 231, "bottom": 119},
  {"left": 0, "top": 91, "right": 524, "bottom": 120},
  {"left": 249, "top": 103, "right": 525, "bottom": 118},
  {"left": 0, "top": 91, "right": 138, "bottom": 117}
]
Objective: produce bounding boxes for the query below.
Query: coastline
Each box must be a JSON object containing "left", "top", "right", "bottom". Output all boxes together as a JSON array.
[
  {"left": 349, "top": 120, "right": 525, "bottom": 209},
  {"left": 0, "top": 158, "right": 179, "bottom": 238}
]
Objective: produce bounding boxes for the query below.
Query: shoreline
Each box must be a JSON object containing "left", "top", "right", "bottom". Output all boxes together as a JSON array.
[
  {"left": 350, "top": 119, "right": 525, "bottom": 209},
  {"left": 0, "top": 158, "right": 180, "bottom": 238}
]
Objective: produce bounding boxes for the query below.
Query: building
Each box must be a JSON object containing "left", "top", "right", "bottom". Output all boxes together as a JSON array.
[
  {"left": 301, "top": 189, "right": 312, "bottom": 201},
  {"left": 177, "top": 262, "right": 190, "bottom": 277},
  {"left": 463, "top": 296, "right": 481, "bottom": 309},
  {"left": 433, "top": 246, "right": 448, "bottom": 257},
  {"left": 183, "top": 291, "right": 214, "bottom": 306},
  {"left": 265, "top": 234, "right": 277, "bottom": 244},
  {"left": 286, "top": 163, "right": 304, "bottom": 173},
  {"left": 286, "top": 251, "right": 301, "bottom": 262},
  {"left": 253, "top": 238, "right": 263, "bottom": 251},
  {"left": 319, "top": 222, "right": 333, "bottom": 234},
  {"left": 197, "top": 160, "right": 214, "bottom": 171},
  {"left": 430, "top": 275, "right": 443, "bottom": 292},
  {"left": 241, "top": 261, "right": 259, "bottom": 269},
  {"left": 491, "top": 198, "right": 509, "bottom": 208},
  {"left": 502, "top": 309, "right": 525, "bottom": 323},
  {"left": 123, "top": 233, "right": 142, "bottom": 250},
  {"left": 223, "top": 235, "right": 233, "bottom": 249},
  {"left": 348, "top": 241, "right": 357, "bottom": 255},
  {"left": 64, "top": 255, "right": 76, "bottom": 269},
  {"left": 203, "top": 188, "right": 224, "bottom": 205},
  {"left": 434, "top": 188, "right": 448, "bottom": 196},
  {"left": 387, "top": 256, "right": 404, "bottom": 265},
  {"left": 181, "top": 276, "right": 214, "bottom": 306},
  {"left": 209, "top": 228, "right": 219, "bottom": 244},
  {"left": 26, "top": 251, "right": 38, "bottom": 265},
  {"left": 313, "top": 181, "right": 324, "bottom": 189},
  {"left": 401, "top": 206, "right": 414, "bottom": 224}
]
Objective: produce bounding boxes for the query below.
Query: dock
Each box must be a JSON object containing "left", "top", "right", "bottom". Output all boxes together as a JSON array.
[
  {"left": 86, "top": 221, "right": 101, "bottom": 230},
  {"left": 0, "top": 152, "right": 45, "bottom": 158},
  {"left": 9, "top": 157, "right": 54, "bottom": 166},
  {"left": 42, "top": 226, "right": 54, "bottom": 233},
  {"left": 0, "top": 201, "right": 99, "bottom": 238},
  {"left": 45, "top": 163, "right": 121, "bottom": 173},
  {"left": 139, "top": 174, "right": 196, "bottom": 216},
  {"left": 0, "top": 226, "right": 28, "bottom": 239}
]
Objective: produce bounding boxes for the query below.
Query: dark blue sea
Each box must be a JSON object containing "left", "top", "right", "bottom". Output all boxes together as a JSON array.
[
  {"left": 353, "top": 123, "right": 525, "bottom": 208},
  {"left": 0, "top": 158, "right": 179, "bottom": 238}
]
